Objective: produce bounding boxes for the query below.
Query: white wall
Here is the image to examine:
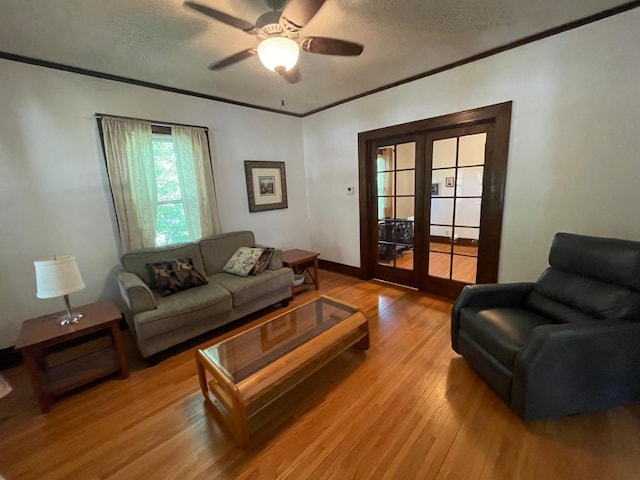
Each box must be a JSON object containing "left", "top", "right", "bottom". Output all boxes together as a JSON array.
[
  {"left": 302, "top": 9, "right": 640, "bottom": 281},
  {"left": 0, "top": 61, "right": 308, "bottom": 348}
]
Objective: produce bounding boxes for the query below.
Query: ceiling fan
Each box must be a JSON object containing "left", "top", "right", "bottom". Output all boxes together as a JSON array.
[{"left": 184, "top": 0, "right": 364, "bottom": 83}]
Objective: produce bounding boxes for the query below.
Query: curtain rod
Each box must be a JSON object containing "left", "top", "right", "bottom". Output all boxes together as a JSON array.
[{"left": 94, "top": 113, "right": 209, "bottom": 131}]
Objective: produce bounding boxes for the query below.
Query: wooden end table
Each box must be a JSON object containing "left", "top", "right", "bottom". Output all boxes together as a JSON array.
[
  {"left": 196, "top": 296, "right": 369, "bottom": 447},
  {"left": 14, "top": 300, "right": 129, "bottom": 413},
  {"left": 282, "top": 249, "right": 320, "bottom": 298}
]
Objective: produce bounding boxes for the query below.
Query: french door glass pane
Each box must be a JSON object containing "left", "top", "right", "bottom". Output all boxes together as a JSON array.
[
  {"left": 376, "top": 142, "right": 416, "bottom": 271},
  {"left": 429, "top": 251, "right": 451, "bottom": 279},
  {"left": 432, "top": 138, "right": 457, "bottom": 168},
  {"left": 396, "top": 142, "right": 416, "bottom": 169},
  {"left": 432, "top": 168, "right": 456, "bottom": 197},
  {"left": 396, "top": 170, "right": 415, "bottom": 195},
  {"left": 377, "top": 172, "right": 394, "bottom": 196},
  {"left": 458, "top": 133, "right": 486, "bottom": 166},
  {"left": 455, "top": 198, "right": 481, "bottom": 227},
  {"left": 456, "top": 166, "right": 484, "bottom": 196},
  {"left": 428, "top": 132, "right": 486, "bottom": 284},
  {"left": 396, "top": 196, "right": 414, "bottom": 218},
  {"left": 452, "top": 255, "right": 477, "bottom": 283},
  {"left": 431, "top": 198, "right": 454, "bottom": 225}
]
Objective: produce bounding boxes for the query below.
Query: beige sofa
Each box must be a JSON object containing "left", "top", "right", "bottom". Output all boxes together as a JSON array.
[{"left": 117, "top": 231, "right": 293, "bottom": 357}]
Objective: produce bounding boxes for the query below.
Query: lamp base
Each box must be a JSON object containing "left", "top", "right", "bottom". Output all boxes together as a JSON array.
[
  {"left": 59, "top": 294, "right": 83, "bottom": 325},
  {"left": 59, "top": 312, "right": 84, "bottom": 326}
]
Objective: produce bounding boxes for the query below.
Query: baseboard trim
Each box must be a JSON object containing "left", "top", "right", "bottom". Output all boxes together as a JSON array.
[{"left": 318, "top": 259, "right": 363, "bottom": 279}]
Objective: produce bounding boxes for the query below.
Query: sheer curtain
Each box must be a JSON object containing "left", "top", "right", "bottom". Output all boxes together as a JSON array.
[
  {"left": 377, "top": 147, "right": 394, "bottom": 219},
  {"left": 171, "top": 126, "right": 222, "bottom": 239},
  {"left": 102, "top": 118, "right": 156, "bottom": 252}
]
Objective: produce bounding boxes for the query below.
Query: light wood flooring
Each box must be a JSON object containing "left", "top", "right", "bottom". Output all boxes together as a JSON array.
[
  {"left": 381, "top": 245, "right": 478, "bottom": 284},
  {"left": 1, "top": 270, "right": 639, "bottom": 479}
]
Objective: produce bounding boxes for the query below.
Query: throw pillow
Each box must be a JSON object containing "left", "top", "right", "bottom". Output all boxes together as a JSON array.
[
  {"left": 173, "top": 258, "right": 208, "bottom": 290},
  {"left": 223, "top": 247, "right": 264, "bottom": 277},
  {"left": 250, "top": 247, "right": 274, "bottom": 275},
  {"left": 146, "top": 261, "right": 182, "bottom": 297}
]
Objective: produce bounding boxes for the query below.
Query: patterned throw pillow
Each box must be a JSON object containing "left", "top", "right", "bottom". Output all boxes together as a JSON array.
[
  {"left": 146, "top": 258, "right": 208, "bottom": 296},
  {"left": 173, "top": 258, "right": 208, "bottom": 289},
  {"left": 223, "top": 247, "right": 264, "bottom": 277},
  {"left": 250, "top": 247, "right": 274, "bottom": 275},
  {"left": 146, "top": 261, "right": 182, "bottom": 297}
]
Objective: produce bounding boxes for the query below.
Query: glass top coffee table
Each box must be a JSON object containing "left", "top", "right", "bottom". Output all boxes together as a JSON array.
[{"left": 196, "top": 296, "right": 369, "bottom": 447}]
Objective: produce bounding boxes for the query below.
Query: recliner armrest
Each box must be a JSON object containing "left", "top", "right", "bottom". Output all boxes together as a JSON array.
[
  {"left": 453, "top": 283, "right": 535, "bottom": 311},
  {"left": 117, "top": 271, "right": 157, "bottom": 318},
  {"left": 451, "top": 283, "right": 535, "bottom": 350},
  {"left": 512, "top": 321, "right": 640, "bottom": 420}
]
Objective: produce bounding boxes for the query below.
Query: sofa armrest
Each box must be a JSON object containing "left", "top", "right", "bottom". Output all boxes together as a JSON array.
[
  {"left": 117, "top": 271, "right": 157, "bottom": 316},
  {"left": 451, "top": 283, "right": 535, "bottom": 350},
  {"left": 512, "top": 321, "right": 640, "bottom": 420}
]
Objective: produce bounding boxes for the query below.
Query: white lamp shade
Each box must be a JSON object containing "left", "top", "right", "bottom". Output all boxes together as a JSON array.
[
  {"left": 257, "top": 37, "right": 300, "bottom": 72},
  {"left": 34, "top": 255, "right": 86, "bottom": 298}
]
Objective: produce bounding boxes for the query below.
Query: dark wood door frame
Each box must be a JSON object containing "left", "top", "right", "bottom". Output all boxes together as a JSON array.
[{"left": 358, "top": 101, "right": 512, "bottom": 294}]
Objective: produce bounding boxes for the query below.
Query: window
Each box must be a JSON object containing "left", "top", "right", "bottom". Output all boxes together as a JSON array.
[
  {"left": 99, "top": 116, "right": 221, "bottom": 253},
  {"left": 151, "top": 132, "right": 190, "bottom": 246}
]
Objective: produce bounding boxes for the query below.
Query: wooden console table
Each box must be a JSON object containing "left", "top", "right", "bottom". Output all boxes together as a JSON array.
[
  {"left": 14, "top": 300, "right": 129, "bottom": 413},
  {"left": 282, "top": 249, "right": 320, "bottom": 298}
]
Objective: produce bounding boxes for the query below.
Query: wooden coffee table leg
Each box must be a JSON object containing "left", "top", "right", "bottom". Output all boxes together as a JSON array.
[
  {"left": 354, "top": 323, "right": 370, "bottom": 350},
  {"left": 196, "top": 351, "right": 250, "bottom": 448}
]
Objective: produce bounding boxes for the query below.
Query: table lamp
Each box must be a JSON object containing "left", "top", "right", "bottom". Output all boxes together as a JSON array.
[{"left": 34, "top": 255, "right": 86, "bottom": 325}]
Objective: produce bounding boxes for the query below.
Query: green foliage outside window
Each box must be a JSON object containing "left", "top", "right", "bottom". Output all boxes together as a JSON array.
[{"left": 152, "top": 135, "right": 190, "bottom": 246}]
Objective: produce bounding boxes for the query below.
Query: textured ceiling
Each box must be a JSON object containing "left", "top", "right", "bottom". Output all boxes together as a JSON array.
[{"left": 0, "top": 0, "right": 634, "bottom": 115}]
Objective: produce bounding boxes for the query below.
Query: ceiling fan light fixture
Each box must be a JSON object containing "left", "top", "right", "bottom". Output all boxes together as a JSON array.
[{"left": 257, "top": 37, "right": 300, "bottom": 72}]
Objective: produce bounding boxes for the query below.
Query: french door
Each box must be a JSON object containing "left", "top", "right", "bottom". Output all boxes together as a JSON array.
[{"left": 359, "top": 103, "right": 512, "bottom": 298}]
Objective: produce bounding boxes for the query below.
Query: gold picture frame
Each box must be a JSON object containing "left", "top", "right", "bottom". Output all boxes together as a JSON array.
[{"left": 244, "top": 161, "right": 288, "bottom": 212}]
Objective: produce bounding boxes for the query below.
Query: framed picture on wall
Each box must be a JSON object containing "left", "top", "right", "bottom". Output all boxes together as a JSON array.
[
  {"left": 445, "top": 176, "right": 455, "bottom": 187},
  {"left": 244, "top": 161, "right": 288, "bottom": 212},
  {"left": 431, "top": 183, "right": 439, "bottom": 196}
]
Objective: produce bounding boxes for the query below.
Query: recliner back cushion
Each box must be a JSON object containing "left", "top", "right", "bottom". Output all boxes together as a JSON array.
[
  {"left": 550, "top": 233, "right": 640, "bottom": 292},
  {"left": 531, "top": 268, "right": 640, "bottom": 322},
  {"left": 199, "top": 231, "right": 256, "bottom": 275}
]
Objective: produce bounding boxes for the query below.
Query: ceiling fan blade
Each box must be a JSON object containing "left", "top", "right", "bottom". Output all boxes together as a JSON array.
[
  {"left": 284, "top": 65, "right": 300, "bottom": 84},
  {"left": 208, "top": 49, "right": 257, "bottom": 70},
  {"left": 281, "top": 0, "right": 325, "bottom": 30},
  {"left": 300, "top": 37, "right": 364, "bottom": 56},
  {"left": 184, "top": 1, "right": 256, "bottom": 33}
]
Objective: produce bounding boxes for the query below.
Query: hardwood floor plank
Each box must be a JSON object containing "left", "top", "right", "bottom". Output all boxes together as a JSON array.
[{"left": 1, "top": 270, "right": 640, "bottom": 479}]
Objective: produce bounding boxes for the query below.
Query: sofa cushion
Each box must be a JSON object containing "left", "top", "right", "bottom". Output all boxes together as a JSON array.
[
  {"left": 121, "top": 242, "right": 204, "bottom": 287},
  {"left": 146, "top": 261, "right": 182, "bottom": 296},
  {"left": 200, "top": 231, "right": 256, "bottom": 275},
  {"left": 134, "top": 281, "right": 232, "bottom": 340},
  {"left": 173, "top": 258, "right": 208, "bottom": 289},
  {"left": 534, "top": 268, "right": 640, "bottom": 322},
  {"left": 460, "top": 307, "right": 552, "bottom": 369},
  {"left": 146, "top": 258, "right": 208, "bottom": 297},
  {"left": 251, "top": 247, "right": 274, "bottom": 275},
  {"left": 210, "top": 268, "right": 293, "bottom": 307},
  {"left": 223, "top": 247, "right": 264, "bottom": 277}
]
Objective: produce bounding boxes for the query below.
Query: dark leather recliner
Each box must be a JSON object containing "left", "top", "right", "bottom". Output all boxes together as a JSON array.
[{"left": 451, "top": 232, "right": 640, "bottom": 420}]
